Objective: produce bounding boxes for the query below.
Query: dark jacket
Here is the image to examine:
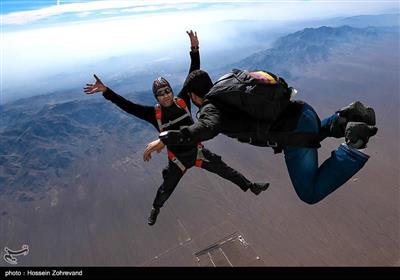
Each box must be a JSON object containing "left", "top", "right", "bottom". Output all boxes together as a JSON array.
[
  {"left": 159, "top": 98, "right": 305, "bottom": 150},
  {"left": 102, "top": 51, "right": 200, "bottom": 155}
]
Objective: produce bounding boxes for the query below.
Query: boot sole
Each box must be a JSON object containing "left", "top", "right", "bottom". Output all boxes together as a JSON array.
[{"left": 350, "top": 101, "right": 376, "bottom": 125}]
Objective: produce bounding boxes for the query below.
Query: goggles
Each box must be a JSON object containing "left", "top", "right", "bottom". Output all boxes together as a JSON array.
[{"left": 155, "top": 86, "right": 172, "bottom": 97}]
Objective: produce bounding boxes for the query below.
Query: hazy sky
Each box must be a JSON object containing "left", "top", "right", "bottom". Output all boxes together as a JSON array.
[{"left": 1, "top": 0, "right": 399, "bottom": 102}]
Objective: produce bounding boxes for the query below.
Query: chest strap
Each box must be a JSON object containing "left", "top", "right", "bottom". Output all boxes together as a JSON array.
[
  {"left": 155, "top": 98, "right": 204, "bottom": 172},
  {"left": 158, "top": 112, "right": 191, "bottom": 131},
  {"left": 155, "top": 97, "right": 192, "bottom": 132}
]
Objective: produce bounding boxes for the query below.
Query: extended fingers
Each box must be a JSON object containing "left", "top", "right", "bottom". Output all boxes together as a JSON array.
[
  {"left": 143, "top": 146, "right": 152, "bottom": 160},
  {"left": 83, "top": 87, "right": 97, "bottom": 94},
  {"left": 143, "top": 150, "right": 152, "bottom": 161}
]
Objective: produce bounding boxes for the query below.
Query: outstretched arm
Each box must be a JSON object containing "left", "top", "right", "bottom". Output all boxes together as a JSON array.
[
  {"left": 84, "top": 74, "right": 157, "bottom": 128},
  {"left": 177, "top": 30, "right": 200, "bottom": 111},
  {"left": 187, "top": 30, "right": 200, "bottom": 74}
]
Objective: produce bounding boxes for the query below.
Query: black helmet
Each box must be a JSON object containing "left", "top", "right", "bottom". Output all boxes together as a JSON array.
[{"left": 152, "top": 77, "right": 172, "bottom": 97}]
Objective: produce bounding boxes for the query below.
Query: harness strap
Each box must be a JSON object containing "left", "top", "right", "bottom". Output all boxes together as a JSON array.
[
  {"left": 155, "top": 104, "right": 163, "bottom": 131},
  {"left": 159, "top": 112, "right": 191, "bottom": 131},
  {"left": 167, "top": 143, "right": 205, "bottom": 172},
  {"left": 175, "top": 98, "right": 190, "bottom": 115},
  {"left": 154, "top": 97, "right": 192, "bottom": 132},
  {"left": 195, "top": 143, "right": 205, "bottom": 168},
  {"left": 155, "top": 98, "right": 202, "bottom": 172},
  {"left": 167, "top": 150, "right": 187, "bottom": 173}
]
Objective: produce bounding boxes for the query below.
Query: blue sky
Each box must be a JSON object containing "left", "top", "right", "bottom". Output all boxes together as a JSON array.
[
  {"left": 2, "top": 1, "right": 398, "bottom": 27},
  {"left": 1, "top": 0, "right": 399, "bottom": 102},
  {"left": 1, "top": 0, "right": 93, "bottom": 13},
  {"left": 1, "top": 1, "right": 234, "bottom": 28},
  {"left": 2, "top": 1, "right": 398, "bottom": 56},
  {"left": 1, "top": 0, "right": 397, "bottom": 14}
]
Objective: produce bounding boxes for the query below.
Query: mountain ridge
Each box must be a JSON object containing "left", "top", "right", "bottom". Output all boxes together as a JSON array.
[{"left": 225, "top": 25, "right": 398, "bottom": 79}]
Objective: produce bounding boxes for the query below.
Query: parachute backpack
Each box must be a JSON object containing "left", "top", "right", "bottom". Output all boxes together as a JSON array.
[
  {"left": 205, "top": 69, "right": 297, "bottom": 123},
  {"left": 204, "top": 69, "right": 320, "bottom": 151}
]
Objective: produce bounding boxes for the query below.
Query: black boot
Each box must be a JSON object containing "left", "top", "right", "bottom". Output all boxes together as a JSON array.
[
  {"left": 250, "top": 182, "right": 270, "bottom": 195},
  {"left": 148, "top": 207, "right": 160, "bottom": 226},
  {"left": 332, "top": 101, "right": 376, "bottom": 138},
  {"left": 345, "top": 122, "right": 378, "bottom": 149},
  {"left": 337, "top": 101, "right": 376, "bottom": 124}
]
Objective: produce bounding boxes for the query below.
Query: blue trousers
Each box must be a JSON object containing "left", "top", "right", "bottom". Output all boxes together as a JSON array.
[{"left": 283, "top": 103, "right": 369, "bottom": 204}]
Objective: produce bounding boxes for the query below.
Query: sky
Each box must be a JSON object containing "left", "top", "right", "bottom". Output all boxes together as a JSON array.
[{"left": 1, "top": 0, "right": 399, "bottom": 102}]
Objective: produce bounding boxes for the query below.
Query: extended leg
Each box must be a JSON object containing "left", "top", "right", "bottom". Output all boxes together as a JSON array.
[
  {"left": 284, "top": 103, "right": 369, "bottom": 204},
  {"left": 149, "top": 161, "right": 184, "bottom": 225},
  {"left": 200, "top": 149, "right": 269, "bottom": 195},
  {"left": 153, "top": 161, "right": 184, "bottom": 209}
]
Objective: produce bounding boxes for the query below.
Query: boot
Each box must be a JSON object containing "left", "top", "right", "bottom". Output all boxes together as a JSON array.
[
  {"left": 250, "top": 182, "right": 270, "bottom": 195},
  {"left": 148, "top": 207, "right": 160, "bottom": 226},
  {"left": 337, "top": 101, "right": 376, "bottom": 125},
  {"left": 345, "top": 122, "right": 378, "bottom": 149},
  {"left": 332, "top": 101, "right": 376, "bottom": 138}
]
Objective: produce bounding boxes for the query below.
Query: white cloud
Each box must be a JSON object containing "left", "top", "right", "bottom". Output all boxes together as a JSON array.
[
  {"left": 153, "top": 57, "right": 173, "bottom": 63},
  {"left": 77, "top": 11, "right": 92, "bottom": 18},
  {"left": 2, "top": 0, "right": 236, "bottom": 25},
  {"left": 3, "top": 0, "right": 163, "bottom": 25},
  {"left": 3, "top": 0, "right": 398, "bottom": 25},
  {"left": 2, "top": 0, "right": 398, "bottom": 94}
]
